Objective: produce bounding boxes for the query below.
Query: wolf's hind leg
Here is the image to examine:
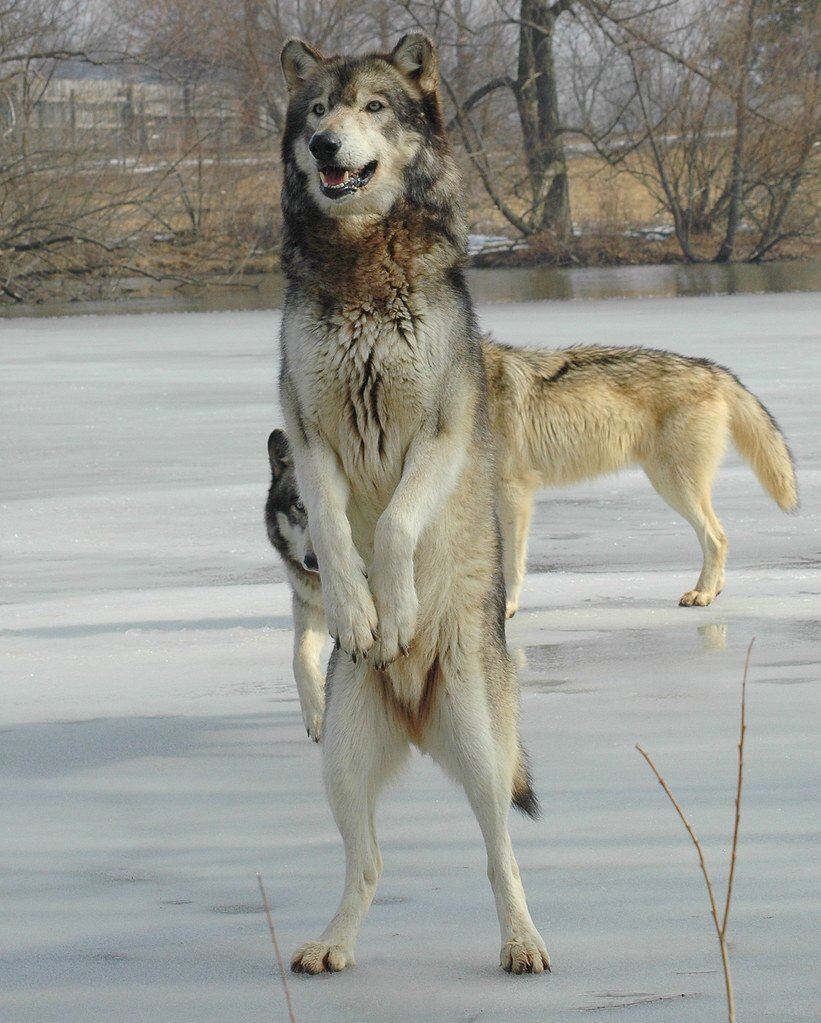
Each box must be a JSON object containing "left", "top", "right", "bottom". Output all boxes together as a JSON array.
[
  {"left": 676, "top": 492, "right": 728, "bottom": 606},
  {"left": 644, "top": 460, "right": 728, "bottom": 606},
  {"left": 428, "top": 656, "right": 549, "bottom": 973},
  {"left": 291, "top": 658, "right": 409, "bottom": 974}
]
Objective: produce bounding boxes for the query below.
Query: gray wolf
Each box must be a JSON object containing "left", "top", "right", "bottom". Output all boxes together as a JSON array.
[
  {"left": 277, "top": 34, "right": 549, "bottom": 975},
  {"left": 265, "top": 428, "right": 325, "bottom": 741},
  {"left": 484, "top": 341, "right": 798, "bottom": 616}
]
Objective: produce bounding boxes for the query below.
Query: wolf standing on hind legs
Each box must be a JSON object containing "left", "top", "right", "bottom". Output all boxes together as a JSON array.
[{"left": 278, "top": 34, "right": 549, "bottom": 975}]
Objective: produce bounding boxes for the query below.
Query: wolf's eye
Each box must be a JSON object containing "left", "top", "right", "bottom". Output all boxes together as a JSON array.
[
  {"left": 311, "top": 102, "right": 325, "bottom": 117},
  {"left": 294, "top": 500, "right": 305, "bottom": 512},
  {"left": 366, "top": 100, "right": 385, "bottom": 113}
]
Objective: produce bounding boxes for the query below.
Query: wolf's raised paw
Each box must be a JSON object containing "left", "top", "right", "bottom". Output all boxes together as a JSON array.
[
  {"left": 371, "top": 605, "right": 417, "bottom": 669},
  {"left": 324, "top": 573, "right": 378, "bottom": 660},
  {"left": 291, "top": 941, "right": 353, "bottom": 974},
  {"left": 304, "top": 707, "right": 325, "bottom": 740},
  {"left": 500, "top": 935, "right": 551, "bottom": 975},
  {"left": 369, "top": 556, "right": 417, "bottom": 668}
]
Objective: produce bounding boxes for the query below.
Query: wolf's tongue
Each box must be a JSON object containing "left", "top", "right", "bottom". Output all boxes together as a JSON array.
[{"left": 323, "top": 168, "right": 347, "bottom": 187}]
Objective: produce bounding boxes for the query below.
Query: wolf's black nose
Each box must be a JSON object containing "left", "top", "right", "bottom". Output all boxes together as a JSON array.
[
  {"left": 309, "top": 132, "right": 342, "bottom": 163},
  {"left": 303, "top": 552, "right": 319, "bottom": 572}
]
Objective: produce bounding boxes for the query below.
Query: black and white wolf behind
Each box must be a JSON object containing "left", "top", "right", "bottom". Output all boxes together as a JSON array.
[
  {"left": 277, "top": 34, "right": 549, "bottom": 974},
  {"left": 265, "top": 428, "right": 325, "bottom": 742}
]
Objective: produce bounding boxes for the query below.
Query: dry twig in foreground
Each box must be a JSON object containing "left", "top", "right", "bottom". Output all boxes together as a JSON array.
[
  {"left": 257, "top": 873, "right": 298, "bottom": 1023},
  {"left": 637, "top": 639, "right": 753, "bottom": 1023}
]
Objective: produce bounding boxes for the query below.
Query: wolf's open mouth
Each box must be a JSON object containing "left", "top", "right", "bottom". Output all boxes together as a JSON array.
[{"left": 318, "top": 161, "right": 377, "bottom": 198}]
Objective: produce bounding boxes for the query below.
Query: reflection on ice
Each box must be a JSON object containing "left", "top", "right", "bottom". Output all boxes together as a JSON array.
[{"left": 698, "top": 623, "right": 728, "bottom": 651}]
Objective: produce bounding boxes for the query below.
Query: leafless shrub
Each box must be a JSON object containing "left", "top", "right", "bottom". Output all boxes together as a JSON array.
[{"left": 636, "top": 639, "right": 754, "bottom": 1023}]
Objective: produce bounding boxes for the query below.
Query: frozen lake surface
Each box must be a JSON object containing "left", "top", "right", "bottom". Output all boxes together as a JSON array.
[{"left": 1, "top": 291, "right": 819, "bottom": 1022}]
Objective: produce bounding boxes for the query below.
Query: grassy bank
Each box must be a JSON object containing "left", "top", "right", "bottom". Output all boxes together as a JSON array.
[{"left": 2, "top": 149, "right": 817, "bottom": 306}]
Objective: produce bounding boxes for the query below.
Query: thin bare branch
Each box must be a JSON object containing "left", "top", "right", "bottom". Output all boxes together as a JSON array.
[
  {"left": 635, "top": 639, "right": 757, "bottom": 1023},
  {"left": 257, "top": 873, "right": 298, "bottom": 1023},
  {"left": 722, "top": 638, "right": 752, "bottom": 938}
]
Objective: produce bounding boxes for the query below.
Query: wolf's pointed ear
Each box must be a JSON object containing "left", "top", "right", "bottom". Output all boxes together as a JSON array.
[
  {"left": 281, "top": 39, "right": 323, "bottom": 94},
  {"left": 390, "top": 34, "right": 438, "bottom": 93},
  {"left": 268, "top": 428, "right": 292, "bottom": 477}
]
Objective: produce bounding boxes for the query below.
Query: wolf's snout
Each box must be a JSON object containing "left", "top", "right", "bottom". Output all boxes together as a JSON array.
[{"left": 309, "top": 131, "right": 342, "bottom": 163}]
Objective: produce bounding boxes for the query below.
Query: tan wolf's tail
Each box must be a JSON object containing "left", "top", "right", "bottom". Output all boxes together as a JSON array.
[{"left": 728, "top": 377, "right": 798, "bottom": 511}]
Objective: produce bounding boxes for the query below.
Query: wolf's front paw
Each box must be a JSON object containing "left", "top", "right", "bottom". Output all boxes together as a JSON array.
[
  {"left": 370, "top": 556, "right": 417, "bottom": 668},
  {"left": 295, "top": 669, "right": 325, "bottom": 742},
  {"left": 324, "top": 570, "right": 378, "bottom": 662},
  {"left": 291, "top": 940, "right": 354, "bottom": 974},
  {"left": 302, "top": 697, "right": 324, "bottom": 743},
  {"left": 504, "top": 572, "right": 524, "bottom": 618},
  {"left": 500, "top": 933, "right": 551, "bottom": 975}
]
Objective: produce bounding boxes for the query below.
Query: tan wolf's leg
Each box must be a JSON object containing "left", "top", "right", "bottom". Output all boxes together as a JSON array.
[
  {"left": 644, "top": 462, "right": 728, "bottom": 606},
  {"left": 291, "top": 656, "right": 409, "bottom": 974},
  {"left": 428, "top": 653, "right": 550, "bottom": 973},
  {"left": 291, "top": 592, "right": 327, "bottom": 742},
  {"left": 497, "top": 479, "right": 535, "bottom": 618}
]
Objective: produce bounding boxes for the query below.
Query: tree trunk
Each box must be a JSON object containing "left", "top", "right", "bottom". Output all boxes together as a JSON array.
[
  {"left": 514, "top": 0, "right": 572, "bottom": 240},
  {"left": 715, "top": 0, "right": 758, "bottom": 263}
]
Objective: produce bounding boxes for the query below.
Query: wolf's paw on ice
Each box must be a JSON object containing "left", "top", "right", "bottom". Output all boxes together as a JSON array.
[
  {"left": 500, "top": 935, "right": 551, "bottom": 975},
  {"left": 679, "top": 588, "right": 719, "bottom": 607},
  {"left": 291, "top": 941, "right": 354, "bottom": 974}
]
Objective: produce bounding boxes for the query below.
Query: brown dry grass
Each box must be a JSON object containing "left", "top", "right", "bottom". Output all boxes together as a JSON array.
[{"left": 569, "top": 155, "right": 663, "bottom": 232}]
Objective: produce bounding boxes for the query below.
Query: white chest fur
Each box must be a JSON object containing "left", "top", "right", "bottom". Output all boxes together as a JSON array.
[{"left": 284, "top": 290, "right": 454, "bottom": 492}]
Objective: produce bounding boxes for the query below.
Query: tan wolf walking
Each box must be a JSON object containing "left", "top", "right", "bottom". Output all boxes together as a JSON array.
[
  {"left": 277, "top": 35, "right": 549, "bottom": 975},
  {"left": 484, "top": 341, "right": 798, "bottom": 616}
]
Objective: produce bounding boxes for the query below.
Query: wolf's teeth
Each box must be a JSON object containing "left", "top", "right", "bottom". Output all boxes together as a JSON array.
[{"left": 320, "top": 168, "right": 351, "bottom": 188}]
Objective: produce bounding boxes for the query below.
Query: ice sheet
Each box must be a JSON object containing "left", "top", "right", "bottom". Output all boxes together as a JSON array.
[{"left": 1, "top": 292, "right": 819, "bottom": 1022}]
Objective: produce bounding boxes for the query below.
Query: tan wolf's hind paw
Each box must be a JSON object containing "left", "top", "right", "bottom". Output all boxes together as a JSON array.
[
  {"left": 291, "top": 941, "right": 353, "bottom": 974},
  {"left": 679, "top": 589, "right": 718, "bottom": 607},
  {"left": 500, "top": 937, "right": 551, "bottom": 975}
]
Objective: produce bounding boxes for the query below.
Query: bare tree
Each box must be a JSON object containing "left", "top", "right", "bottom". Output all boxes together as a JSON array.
[
  {"left": 116, "top": 0, "right": 385, "bottom": 137},
  {"left": 438, "top": 0, "right": 817, "bottom": 260},
  {"left": 0, "top": 0, "right": 130, "bottom": 300},
  {"left": 402, "top": 0, "right": 576, "bottom": 241},
  {"left": 577, "top": 0, "right": 820, "bottom": 261},
  {"left": 2, "top": 0, "right": 816, "bottom": 303},
  {"left": 0, "top": 0, "right": 285, "bottom": 302}
]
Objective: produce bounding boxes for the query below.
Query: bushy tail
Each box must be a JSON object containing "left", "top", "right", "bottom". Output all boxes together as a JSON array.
[{"left": 728, "top": 377, "right": 798, "bottom": 511}]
